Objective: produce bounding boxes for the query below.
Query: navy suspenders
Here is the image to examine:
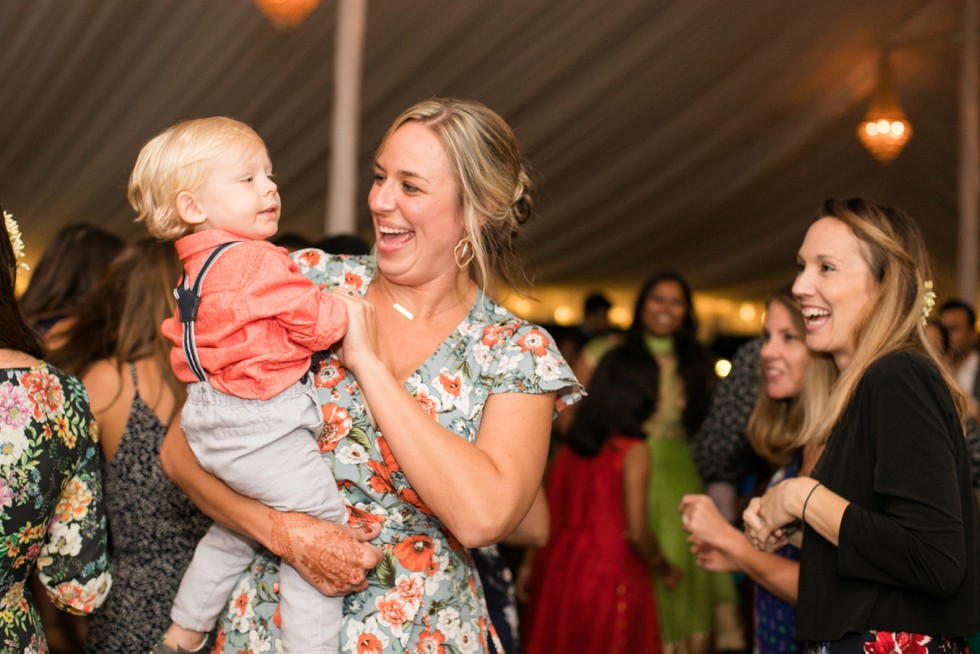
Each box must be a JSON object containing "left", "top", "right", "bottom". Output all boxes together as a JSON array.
[{"left": 174, "top": 241, "right": 241, "bottom": 382}]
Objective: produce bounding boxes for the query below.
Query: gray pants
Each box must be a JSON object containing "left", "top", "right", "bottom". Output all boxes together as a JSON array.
[{"left": 171, "top": 376, "right": 347, "bottom": 654}]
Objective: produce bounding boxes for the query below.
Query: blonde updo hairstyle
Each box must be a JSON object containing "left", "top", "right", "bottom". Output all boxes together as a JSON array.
[
  {"left": 800, "top": 198, "right": 968, "bottom": 447},
  {"left": 377, "top": 98, "right": 534, "bottom": 293},
  {"left": 129, "top": 117, "right": 265, "bottom": 240}
]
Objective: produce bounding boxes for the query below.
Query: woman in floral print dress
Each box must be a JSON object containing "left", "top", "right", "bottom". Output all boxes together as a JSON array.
[
  {"left": 0, "top": 209, "right": 112, "bottom": 653},
  {"left": 159, "top": 98, "right": 582, "bottom": 654}
]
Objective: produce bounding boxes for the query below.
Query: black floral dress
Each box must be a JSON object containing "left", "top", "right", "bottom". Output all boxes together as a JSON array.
[{"left": 0, "top": 363, "right": 111, "bottom": 653}]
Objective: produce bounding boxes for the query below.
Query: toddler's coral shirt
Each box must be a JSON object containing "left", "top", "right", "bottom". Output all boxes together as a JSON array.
[{"left": 161, "top": 229, "right": 347, "bottom": 400}]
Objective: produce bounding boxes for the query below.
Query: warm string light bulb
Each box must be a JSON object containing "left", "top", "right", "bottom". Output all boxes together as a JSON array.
[
  {"left": 254, "top": 0, "right": 320, "bottom": 29},
  {"left": 857, "top": 58, "right": 913, "bottom": 164}
]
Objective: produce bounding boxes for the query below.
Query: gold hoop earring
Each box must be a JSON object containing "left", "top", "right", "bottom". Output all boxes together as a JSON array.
[{"left": 454, "top": 237, "right": 475, "bottom": 269}]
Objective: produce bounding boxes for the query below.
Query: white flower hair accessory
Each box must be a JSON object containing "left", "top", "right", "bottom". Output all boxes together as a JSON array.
[
  {"left": 921, "top": 280, "right": 936, "bottom": 325},
  {"left": 4, "top": 211, "right": 28, "bottom": 271}
]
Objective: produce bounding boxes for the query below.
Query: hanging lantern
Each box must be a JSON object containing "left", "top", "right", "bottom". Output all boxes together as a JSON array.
[
  {"left": 254, "top": 0, "right": 321, "bottom": 29},
  {"left": 857, "top": 59, "right": 913, "bottom": 164}
]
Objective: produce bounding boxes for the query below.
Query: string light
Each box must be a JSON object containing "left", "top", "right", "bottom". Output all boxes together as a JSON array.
[{"left": 857, "top": 58, "right": 913, "bottom": 164}]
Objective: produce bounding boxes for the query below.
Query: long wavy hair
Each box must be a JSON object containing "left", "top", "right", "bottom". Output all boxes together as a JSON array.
[
  {"left": 799, "top": 198, "right": 968, "bottom": 447},
  {"left": 566, "top": 346, "right": 660, "bottom": 457},
  {"left": 746, "top": 288, "right": 833, "bottom": 466},
  {"left": 18, "top": 223, "right": 124, "bottom": 333},
  {"left": 0, "top": 207, "right": 44, "bottom": 357},
  {"left": 622, "top": 270, "right": 714, "bottom": 437},
  {"left": 48, "top": 238, "right": 185, "bottom": 425}
]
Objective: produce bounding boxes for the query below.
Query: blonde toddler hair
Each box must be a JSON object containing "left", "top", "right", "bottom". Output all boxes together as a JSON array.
[{"left": 129, "top": 117, "right": 264, "bottom": 239}]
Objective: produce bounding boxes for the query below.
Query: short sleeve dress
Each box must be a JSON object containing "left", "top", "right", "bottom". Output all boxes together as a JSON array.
[
  {"left": 213, "top": 252, "right": 584, "bottom": 654},
  {"left": 0, "top": 363, "right": 112, "bottom": 653}
]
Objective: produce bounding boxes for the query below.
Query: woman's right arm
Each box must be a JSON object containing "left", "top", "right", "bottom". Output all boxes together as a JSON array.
[{"left": 159, "top": 419, "right": 382, "bottom": 595}]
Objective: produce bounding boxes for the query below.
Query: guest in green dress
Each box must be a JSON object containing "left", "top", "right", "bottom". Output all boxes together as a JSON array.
[{"left": 580, "top": 270, "right": 743, "bottom": 654}]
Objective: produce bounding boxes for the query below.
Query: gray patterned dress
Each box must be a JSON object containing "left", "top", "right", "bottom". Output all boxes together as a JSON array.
[{"left": 85, "top": 365, "right": 212, "bottom": 653}]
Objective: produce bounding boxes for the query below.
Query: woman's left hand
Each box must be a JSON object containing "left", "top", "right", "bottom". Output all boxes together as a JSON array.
[{"left": 744, "top": 477, "right": 809, "bottom": 550}]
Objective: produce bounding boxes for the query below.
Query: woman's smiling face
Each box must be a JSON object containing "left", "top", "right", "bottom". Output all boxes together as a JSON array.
[
  {"left": 368, "top": 122, "right": 466, "bottom": 286},
  {"left": 792, "top": 216, "right": 876, "bottom": 370},
  {"left": 641, "top": 280, "right": 687, "bottom": 337},
  {"left": 760, "top": 300, "right": 808, "bottom": 400}
]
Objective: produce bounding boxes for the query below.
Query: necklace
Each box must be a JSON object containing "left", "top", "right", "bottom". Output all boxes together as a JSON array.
[{"left": 377, "top": 280, "right": 469, "bottom": 321}]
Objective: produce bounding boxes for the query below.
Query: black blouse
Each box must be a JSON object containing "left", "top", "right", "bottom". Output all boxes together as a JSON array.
[{"left": 797, "top": 351, "right": 980, "bottom": 641}]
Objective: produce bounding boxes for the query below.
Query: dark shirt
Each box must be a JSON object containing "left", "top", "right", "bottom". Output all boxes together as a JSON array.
[
  {"left": 797, "top": 351, "right": 980, "bottom": 641},
  {"left": 691, "top": 338, "right": 763, "bottom": 484}
]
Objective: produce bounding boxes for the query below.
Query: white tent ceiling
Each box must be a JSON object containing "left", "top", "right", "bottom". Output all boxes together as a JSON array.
[{"left": 0, "top": 0, "right": 972, "bottom": 305}]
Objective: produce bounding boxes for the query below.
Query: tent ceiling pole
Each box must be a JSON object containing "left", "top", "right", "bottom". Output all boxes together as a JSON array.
[
  {"left": 959, "top": 0, "right": 979, "bottom": 305},
  {"left": 326, "top": 0, "right": 367, "bottom": 237}
]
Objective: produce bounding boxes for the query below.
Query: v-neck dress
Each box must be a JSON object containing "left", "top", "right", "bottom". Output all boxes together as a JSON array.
[{"left": 214, "top": 252, "right": 583, "bottom": 654}]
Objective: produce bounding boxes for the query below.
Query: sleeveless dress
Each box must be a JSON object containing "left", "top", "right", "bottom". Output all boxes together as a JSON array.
[
  {"left": 85, "top": 365, "right": 212, "bottom": 653},
  {"left": 212, "top": 253, "right": 584, "bottom": 654},
  {"left": 524, "top": 436, "right": 663, "bottom": 654}
]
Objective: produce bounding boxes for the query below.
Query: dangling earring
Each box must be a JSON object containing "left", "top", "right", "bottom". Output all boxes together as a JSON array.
[{"left": 454, "top": 236, "right": 475, "bottom": 269}]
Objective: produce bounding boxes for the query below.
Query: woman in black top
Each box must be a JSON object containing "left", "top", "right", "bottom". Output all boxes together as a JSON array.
[{"left": 745, "top": 198, "right": 980, "bottom": 653}]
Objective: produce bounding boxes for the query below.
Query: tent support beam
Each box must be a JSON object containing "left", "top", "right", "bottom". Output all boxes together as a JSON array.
[
  {"left": 959, "top": 0, "right": 978, "bottom": 305},
  {"left": 326, "top": 0, "right": 367, "bottom": 237}
]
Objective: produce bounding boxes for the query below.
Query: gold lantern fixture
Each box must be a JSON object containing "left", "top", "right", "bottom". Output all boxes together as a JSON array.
[
  {"left": 254, "top": 0, "right": 321, "bottom": 29},
  {"left": 857, "top": 58, "right": 913, "bottom": 164}
]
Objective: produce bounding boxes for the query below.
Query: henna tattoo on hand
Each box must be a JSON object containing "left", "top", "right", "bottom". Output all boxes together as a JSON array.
[
  {"left": 267, "top": 510, "right": 371, "bottom": 592},
  {"left": 269, "top": 509, "right": 307, "bottom": 562},
  {"left": 301, "top": 529, "right": 366, "bottom": 588}
]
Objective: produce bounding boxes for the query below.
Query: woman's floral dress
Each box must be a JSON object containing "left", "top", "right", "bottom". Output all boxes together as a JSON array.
[
  {"left": 0, "top": 363, "right": 111, "bottom": 653},
  {"left": 214, "top": 253, "right": 583, "bottom": 654}
]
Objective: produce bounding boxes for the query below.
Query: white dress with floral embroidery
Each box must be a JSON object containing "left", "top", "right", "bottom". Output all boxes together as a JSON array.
[{"left": 213, "top": 253, "right": 583, "bottom": 654}]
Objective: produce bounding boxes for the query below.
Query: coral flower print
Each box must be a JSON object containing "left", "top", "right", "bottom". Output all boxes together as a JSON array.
[
  {"left": 344, "top": 618, "right": 390, "bottom": 654},
  {"left": 394, "top": 573, "right": 426, "bottom": 609},
  {"left": 375, "top": 592, "right": 415, "bottom": 636},
  {"left": 21, "top": 369, "right": 64, "bottom": 421},
  {"left": 864, "top": 632, "right": 932, "bottom": 654},
  {"left": 393, "top": 535, "right": 436, "bottom": 572},
  {"left": 516, "top": 328, "right": 550, "bottom": 357},
  {"left": 295, "top": 249, "right": 324, "bottom": 271},
  {"left": 344, "top": 271, "right": 364, "bottom": 290},
  {"left": 415, "top": 625, "right": 447, "bottom": 654},
  {"left": 316, "top": 360, "right": 348, "bottom": 389},
  {"left": 319, "top": 403, "right": 353, "bottom": 453},
  {"left": 438, "top": 372, "right": 462, "bottom": 397},
  {"left": 357, "top": 632, "right": 385, "bottom": 654},
  {"left": 481, "top": 324, "right": 505, "bottom": 347},
  {"left": 414, "top": 386, "right": 439, "bottom": 419},
  {"left": 230, "top": 585, "right": 257, "bottom": 633}
]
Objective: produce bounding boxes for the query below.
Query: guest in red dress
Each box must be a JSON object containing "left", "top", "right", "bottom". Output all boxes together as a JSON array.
[{"left": 524, "top": 346, "right": 681, "bottom": 654}]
